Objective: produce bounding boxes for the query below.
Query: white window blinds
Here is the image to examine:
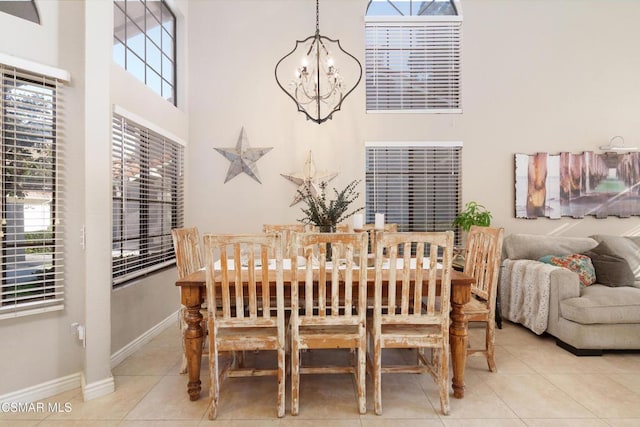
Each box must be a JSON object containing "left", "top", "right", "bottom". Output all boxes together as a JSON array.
[
  {"left": 365, "top": 19, "right": 462, "bottom": 112},
  {"left": 0, "top": 64, "right": 65, "bottom": 319},
  {"left": 112, "top": 113, "right": 184, "bottom": 286},
  {"left": 365, "top": 142, "right": 462, "bottom": 244}
]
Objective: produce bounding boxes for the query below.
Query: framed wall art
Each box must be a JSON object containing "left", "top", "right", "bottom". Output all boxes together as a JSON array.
[{"left": 515, "top": 151, "right": 640, "bottom": 219}]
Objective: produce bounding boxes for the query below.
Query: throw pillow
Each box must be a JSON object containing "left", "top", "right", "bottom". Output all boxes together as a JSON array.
[
  {"left": 590, "top": 235, "right": 640, "bottom": 282},
  {"left": 539, "top": 253, "right": 596, "bottom": 287},
  {"left": 581, "top": 242, "right": 635, "bottom": 287}
]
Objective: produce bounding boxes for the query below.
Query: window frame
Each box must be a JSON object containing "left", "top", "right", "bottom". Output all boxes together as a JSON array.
[
  {"left": 111, "top": 109, "right": 184, "bottom": 287},
  {"left": 365, "top": 0, "right": 463, "bottom": 113},
  {"left": 113, "top": 0, "right": 177, "bottom": 105},
  {"left": 0, "top": 56, "right": 68, "bottom": 320},
  {"left": 365, "top": 0, "right": 459, "bottom": 17},
  {"left": 365, "top": 141, "right": 463, "bottom": 246}
]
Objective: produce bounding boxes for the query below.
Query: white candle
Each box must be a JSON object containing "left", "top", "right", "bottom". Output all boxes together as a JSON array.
[
  {"left": 374, "top": 213, "right": 385, "bottom": 230},
  {"left": 352, "top": 213, "right": 364, "bottom": 230}
]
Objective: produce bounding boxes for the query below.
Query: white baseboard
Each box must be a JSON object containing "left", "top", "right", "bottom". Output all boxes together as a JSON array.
[
  {"left": 82, "top": 375, "right": 115, "bottom": 401},
  {"left": 0, "top": 310, "right": 180, "bottom": 405},
  {"left": 0, "top": 373, "right": 82, "bottom": 404},
  {"left": 110, "top": 309, "right": 180, "bottom": 368}
]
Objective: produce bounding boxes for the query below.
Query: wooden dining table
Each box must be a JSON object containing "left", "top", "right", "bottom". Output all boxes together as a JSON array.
[{"left": 176, "top": 266, "right": 474, "bottom": 402}]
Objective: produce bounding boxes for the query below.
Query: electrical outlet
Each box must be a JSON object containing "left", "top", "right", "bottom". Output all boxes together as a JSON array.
[
  {"left": 78, "top": 325, "right": 86, "bottom": 348},
  {"left": 70, "top": 322, "right": 86, "bottom": 348}
]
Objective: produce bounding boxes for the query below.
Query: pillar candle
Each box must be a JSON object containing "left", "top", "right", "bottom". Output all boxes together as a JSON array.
[
  {"left": 374, "top": 213, "right": 385, "bottom": 230},
  {"left": 352, "top": 213, "right": 364, "bottom": 230}
]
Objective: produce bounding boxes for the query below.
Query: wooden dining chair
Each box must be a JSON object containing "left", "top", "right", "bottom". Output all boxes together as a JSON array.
[
  {"left": 171, "top": 226, "right": 206, "bottom": 374},
  {"left": 367, "top": 230, "right": 454, "bottom": 416},
  {"left": 202, "top": 233, "right": 286, "bottom": 419},
  {"left": 462, "top": 225, "right": 504, "bottom": 372},
  {"left": 289, "top": 231, "right": 369, "bottom": 415},
  {"left": 262, "top": 224, "right": 311, "bottom": 258}
]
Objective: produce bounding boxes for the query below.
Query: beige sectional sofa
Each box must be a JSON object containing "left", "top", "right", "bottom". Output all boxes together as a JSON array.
[{"left": 500, "top": 233, "right": 640, "bottom": 355}]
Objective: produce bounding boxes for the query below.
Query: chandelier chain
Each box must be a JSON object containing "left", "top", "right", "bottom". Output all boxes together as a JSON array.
[{"left": 315, "top": 0, "right": 320, "bottom": 33}]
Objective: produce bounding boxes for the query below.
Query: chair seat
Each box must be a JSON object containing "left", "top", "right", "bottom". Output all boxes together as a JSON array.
[{"left": 462, "top": 297, "right": 490, "bottom": 316}]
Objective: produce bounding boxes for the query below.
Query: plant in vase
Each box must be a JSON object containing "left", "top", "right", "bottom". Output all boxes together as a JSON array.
[
  {"left": 297, "top": 179, "right": 364, "bottom": 231},
  {"left": 451, "top": 201, "right": 492, "bottom": 267},
  {"left": 298, "top": 179, "right": 363, "bottom": 261},
  {"left": 452, "top": 201, "right": 492, "bottom": 232}
]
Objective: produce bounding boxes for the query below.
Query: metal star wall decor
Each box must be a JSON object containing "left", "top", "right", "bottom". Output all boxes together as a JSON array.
[
  {"left": 214, "top": 127, "right": 273, "bottom": 184},
  {"left": 281, "top": 150, "right": 338, "bottom": 206}
]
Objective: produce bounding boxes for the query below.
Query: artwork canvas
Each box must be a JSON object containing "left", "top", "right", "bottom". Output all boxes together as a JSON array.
[{"left": 515, "top": 151, "right": 640, "bottom": 219}]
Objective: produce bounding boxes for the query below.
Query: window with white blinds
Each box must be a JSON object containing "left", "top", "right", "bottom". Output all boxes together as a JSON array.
[
  {"left": 112, "top": 113, "right": 184, "bottom": 286},
  {"left": 0, "top": 64, "right": 65, "bottom": 319},
  {"left": 365, "top": 142, "right": 462, "bottom": 245},
  {"left": 365, "top": 0, "right": 463, "bottom": 113}
]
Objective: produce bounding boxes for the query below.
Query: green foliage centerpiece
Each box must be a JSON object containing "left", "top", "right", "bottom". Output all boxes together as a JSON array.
[
  {"left": 452, "top": 201, "right": 492, "bottom": 232},
  {"left": 451, "top": 201, "right": 492, "bottom": 268},
  {"left": 298, "top": 179, "right": 364, "bottom": 232}
]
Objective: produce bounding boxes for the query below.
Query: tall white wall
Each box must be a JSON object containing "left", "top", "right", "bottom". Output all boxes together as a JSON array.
[
  {"left": 0, "top": 0, "right": 86, "bottom": 397},
  {"left": 187, "top": 0, "right": 640, "bottom": 238},
  {"left": 0, "top": 0, "right": 189, "bottom": 398}
]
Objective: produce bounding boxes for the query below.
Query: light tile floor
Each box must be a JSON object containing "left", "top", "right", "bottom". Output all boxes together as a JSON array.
[{"left": 2, "top": 320, "right": 640, "bottom": 426}]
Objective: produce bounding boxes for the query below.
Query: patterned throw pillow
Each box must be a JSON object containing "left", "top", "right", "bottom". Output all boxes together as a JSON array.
[{"left": 539, "top": 254, "right": 596, "bottom": 287}]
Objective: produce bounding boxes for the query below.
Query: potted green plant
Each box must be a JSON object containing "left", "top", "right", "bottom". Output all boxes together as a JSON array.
[
  {"left": 452, "top": 201, "right": 492, "bottom": 231},
  {"left": 452, "top": 201, "right": 492, "bottom": 267}
]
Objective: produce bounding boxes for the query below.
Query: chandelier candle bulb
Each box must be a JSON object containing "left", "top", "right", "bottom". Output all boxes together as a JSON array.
[{"left": 375, "top": 213, "right": 385, "bottom": 230}]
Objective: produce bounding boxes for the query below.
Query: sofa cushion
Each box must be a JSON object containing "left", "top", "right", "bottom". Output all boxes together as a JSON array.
[
  {"left": 539, "top": 254, "right": 596, "bottom": 287},
  {"left": 560, "top": 284, "right": 640, "bottom": 324},
  {"left": 581, "top": 242, "right": 636, "bottom": 287},
  {"left": 503, "top": 234, "right": 598, "bottom": 260},
  {"left": 590, "top": 235, "right": 640, "bottom": 284}
]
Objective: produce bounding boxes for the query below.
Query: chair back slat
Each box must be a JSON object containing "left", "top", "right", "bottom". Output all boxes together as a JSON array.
[
  {"left": 218, "top": 249, "right": 231, "bottom": 318},
  {"left": 232, "top": 244, "right": 244, "bottom": 318},
  {"left": 261, "top": 248, "right": 270, "bottom": 315}
]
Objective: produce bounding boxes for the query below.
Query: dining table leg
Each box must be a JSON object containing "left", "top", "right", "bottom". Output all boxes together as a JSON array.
[
  {"left": 182, "top": 287, "right": 204, "bottom": 401},
  {"left": 450, "top": 282, "right": 470, "bottom": 399}
]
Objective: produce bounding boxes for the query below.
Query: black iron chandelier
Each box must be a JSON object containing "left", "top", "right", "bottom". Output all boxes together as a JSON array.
[{"left": 275, "top": 0, "right": 362, "bottom": 124}]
